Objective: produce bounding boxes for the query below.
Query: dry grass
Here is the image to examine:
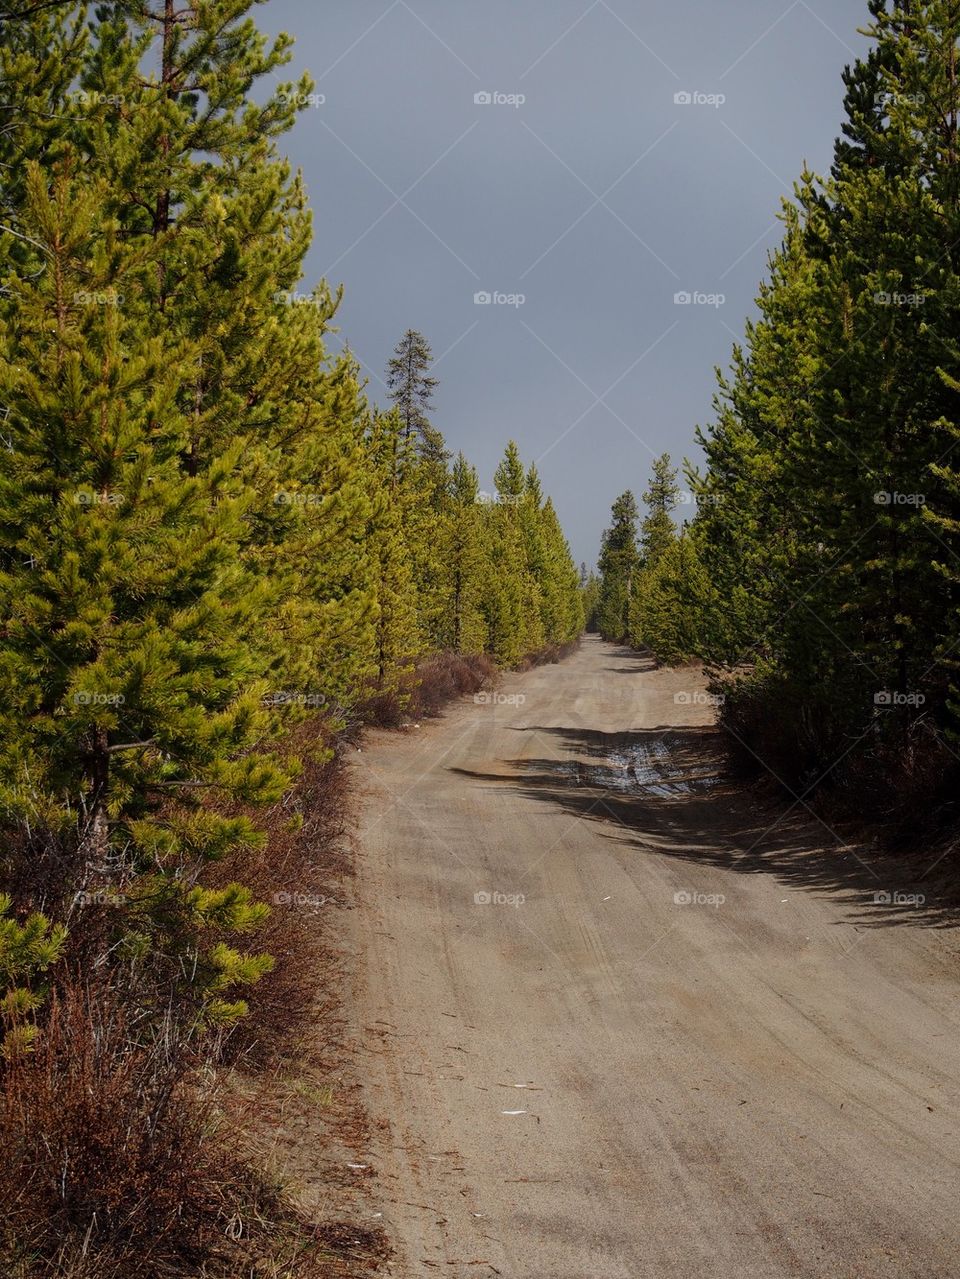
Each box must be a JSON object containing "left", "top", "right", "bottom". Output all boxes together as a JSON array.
[
  {"left": 0, "top": 638, "right": 539, "bottom": 1277},
  {"left": 362, "top": 649, "right": 496, "bottom": 726},
  {"left": 408, "top": 650, "right": 497, "bottom": 717},
  {"left": 205, "top": 720, "right": 355, "bottom": 1071},
  {"left": 0, "top": 711, "right": 390, "bottom": 1279},
  {"left": 0, "top": 977, "right": 220, "bottom": 1277},
  {"left": 516, "top": 639, "right": 581, "bottom": 671}
]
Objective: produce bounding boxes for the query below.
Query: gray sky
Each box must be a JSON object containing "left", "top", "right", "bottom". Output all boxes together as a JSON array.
[{"left": 258, "top": 0, "right": 869, "bottom": 566}]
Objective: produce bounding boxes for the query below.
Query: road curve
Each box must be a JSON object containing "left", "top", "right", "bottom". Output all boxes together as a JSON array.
[{"left": 344, "top": 636, "right": 960, "bottom": 1279}]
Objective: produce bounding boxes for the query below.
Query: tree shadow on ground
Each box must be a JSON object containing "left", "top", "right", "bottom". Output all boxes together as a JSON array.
[
  {"left": 592, "top": 645, "right": 658, "bottom": 675},
  {"left": 450, "top": 724, "right": 960, "bottom": 930}
]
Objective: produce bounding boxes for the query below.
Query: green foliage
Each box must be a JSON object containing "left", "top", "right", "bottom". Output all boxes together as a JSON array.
[
  {"left": 0, "top": 0, "right": 369, "bottom": 1027},
  {"left": 0, "top": 895, "right": 67, "bottom": 1058},
  {"left": 629, "top": 531, "right": 715, "bottom": 666},
  {"left": 365, "top": 408, "right": 422, "bottom": 691},
  {"left": 595, "top": 491, "right": 641, "bottom": 642},
  {"left": 481, "top": 502, "right": 537, "bottom": 666},
  {"left": 639, "top": 453, "right": 680, "bottom": 568},
  {"left": 0, "top": 4, "right": 585, "bottom": 1271},
  {"left": 0, "top": 0, "right": 584, "bottom": 1054},
  {"left": 596, "top": 6, "right": 960, "bottom": 784},
  {"left": 538, "top": 498, "right": 585, "bottom": 644},
  {"left": 386, "top": 328, "right": 441, "bottom": 455},
  {"left": 365, "top": 421, "right": 583, "bottom": 670},
  {"left": 580, "top": 564, "right": 601, "bottom": 631},
  {"left": 443, "top": 455, "right": 489, "bottom": 654},
  {"left": 691, "top": 0, "right": 960, "bottom": 785},
  {"left": 477, "top": 440, "right": 583, "bottom": 662}
]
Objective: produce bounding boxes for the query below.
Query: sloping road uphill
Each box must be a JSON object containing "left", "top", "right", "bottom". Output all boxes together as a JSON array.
[{"left": 342, "top": 635, "right": 960, "bottom": 1278}]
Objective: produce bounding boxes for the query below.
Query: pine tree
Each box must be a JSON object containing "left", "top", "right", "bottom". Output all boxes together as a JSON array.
[
  {"left": 695, "top": 0, "right": 960, "bottom": 777},
  {"left": 404, "top": 445, "right": 454, "bottom": 652},
  {"left": 481, "top": 504, "right": 533, "bottom": 666},
  {"left": 0, "top": 158, "right": 286, "bottom": 1017},
  {"left": 0, "top": 1, "right": 590, "bottom": 1044},
  {"left": 443, "top": 454, "right": 488, "bottom": 653},
  {"left": 774, "top": 4, "right": 959, "bottom": 730},
  {"left": 639, "top": 453, "right": 679, "bottom": 568},
  {"left": 364, "top": 410, "right": 422, "bottom": 691},
  {"left": 386, "top": 329, "right": 441, "bottom": 454},
  {"left": 0, "top": 893, "right": 67, "bottom": 1058},
  {"left": 493, "top": 442, "right": 544, "bottom": 654},
  {"left": 0, "top": 0, "right": 377, "bottom": 1023},
  {"left": 382, "top": 331, "right": 453, "bottom": 650},
  {"left": 580, "top": 564, "right": 601, "bottom": 631},
  {"left": 538, "top": 497, "right": 584, "bottom": 644},
  {"left": 595, "top": 491, "right": 640, "bottom": 642},
  {"left": 628, "top": 454, "right": 681, "bottom": 650},
  {"left": 264, "top": 348, "right": 378, "bottom": 715},
  {"left": 0, "top": 2, "right": 86, "bottom": 237},
  {"left": 692, "top": 198, "right": 824, "bottom": 666},
  {"left": 494, "top": 440, "right": 526, "bottom": 505},
  {"left": 629, "top": 530, "right": 714, "bottom": 665}
]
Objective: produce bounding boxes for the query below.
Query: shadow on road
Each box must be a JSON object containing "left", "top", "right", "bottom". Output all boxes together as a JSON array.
[
  {"left": 450, "top": 723, "right": 960, "bottom": 930},
  {"left": 597, "top": 646, "right": 659, "bottom": 675}
]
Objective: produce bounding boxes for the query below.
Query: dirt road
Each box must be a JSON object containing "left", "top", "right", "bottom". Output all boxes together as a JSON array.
[{"left": 344, "top": 636, "right": 960, "bottom": 1278}]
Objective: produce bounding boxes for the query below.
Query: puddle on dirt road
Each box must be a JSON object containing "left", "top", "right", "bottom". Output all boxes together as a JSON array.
[{"left": 528, "top": 734, "right": 721, "bottom": 798}]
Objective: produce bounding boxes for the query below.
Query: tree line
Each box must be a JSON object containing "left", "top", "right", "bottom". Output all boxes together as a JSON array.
[
  {"left": 0, "top": 0, "right": 581, "bottom": 1046},
  {"left": 0, "top": 2, "right": 582, "bottom": 1271},
  {"left": 594, "top": 0, "right": 960, "bottom": 821}
]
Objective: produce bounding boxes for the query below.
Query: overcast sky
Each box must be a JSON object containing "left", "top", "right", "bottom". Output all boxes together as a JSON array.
[{"left": 257, "top": 0, "right": 869, "bottom": 566}]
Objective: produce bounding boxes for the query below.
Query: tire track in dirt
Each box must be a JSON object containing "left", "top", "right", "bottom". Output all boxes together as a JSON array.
[{"left": 344, "top": 637, "right": 960, "bottom": 1279}]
